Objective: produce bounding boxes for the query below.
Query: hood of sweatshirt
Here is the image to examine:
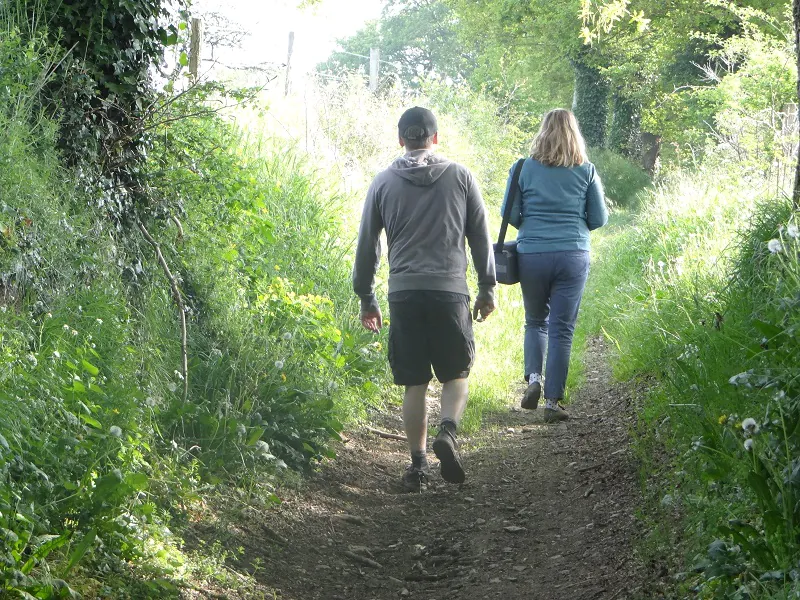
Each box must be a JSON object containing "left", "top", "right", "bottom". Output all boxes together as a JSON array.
[{"left": 388, "top": 149, "right": 451, "bottom": 187}]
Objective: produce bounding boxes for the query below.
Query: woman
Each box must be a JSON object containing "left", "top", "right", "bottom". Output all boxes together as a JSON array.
[{"left": 500, "top": 109, "right": 608, "bottom": 422}]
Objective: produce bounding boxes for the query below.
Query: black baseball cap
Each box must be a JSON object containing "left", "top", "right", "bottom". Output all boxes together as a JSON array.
[{"left": 398, "top": 106, "right": 437, "bottom": 140}]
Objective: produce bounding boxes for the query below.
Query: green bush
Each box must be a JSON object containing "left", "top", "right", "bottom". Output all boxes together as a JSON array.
[
  {"left": 588, "top": 147, "right": 652, "bottom": 208},
  {"left": 0, "top": 41, "right": 389, "bottom": 599}
]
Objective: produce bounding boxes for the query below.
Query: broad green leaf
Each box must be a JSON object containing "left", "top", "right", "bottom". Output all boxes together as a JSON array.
[
  {"left": 125, "top": 472, "right": 149, "bottom": 491},
  {"left": 179, "top": 52, "right": 189, "bottom": 67},
  {"left": 81, "top": 359, "right": 99, "bottom": 376},
  {"left": 247, "top": 426, "right": 266, "bottom": 447},
  {"left": 22, "top": 534, "right": 68, "bottom": 574},
  {"left": 78, "top": 414, "right": 102, "bottom": 429},
  {"left": 63, "top": 528, "right": 96, "bottom": 575}
]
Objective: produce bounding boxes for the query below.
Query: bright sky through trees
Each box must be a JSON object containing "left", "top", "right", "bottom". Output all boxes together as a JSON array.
[{"left": 193, "top": 0, "right": 384, "bottom": 75}]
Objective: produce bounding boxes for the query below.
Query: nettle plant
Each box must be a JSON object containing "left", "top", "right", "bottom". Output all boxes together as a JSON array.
[{"left": 691, "top": 217, "right": 800, "bottom": 596}]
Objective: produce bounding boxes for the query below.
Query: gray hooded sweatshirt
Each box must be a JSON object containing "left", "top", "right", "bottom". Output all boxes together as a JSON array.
[{"left": 353, "top": 149, "right": 496, "bottom": 312}]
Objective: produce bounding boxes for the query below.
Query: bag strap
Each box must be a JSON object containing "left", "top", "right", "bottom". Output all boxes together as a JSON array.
[{"left": 497, "top": 157, "right": 526, "bottom": 247}]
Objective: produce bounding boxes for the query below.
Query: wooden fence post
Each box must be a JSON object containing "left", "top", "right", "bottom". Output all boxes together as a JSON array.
[{"left": 189, "top": 17, "right": 202, "bottom": 78}]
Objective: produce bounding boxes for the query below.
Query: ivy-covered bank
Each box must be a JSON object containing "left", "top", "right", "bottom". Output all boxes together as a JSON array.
[{"left": 0, "top": 5, "right": 390, "bottom": 597}]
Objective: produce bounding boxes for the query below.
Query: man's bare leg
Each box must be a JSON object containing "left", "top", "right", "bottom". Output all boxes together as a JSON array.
[
  {"left": 440, "top": 378, "right": 468, "bottom": 426},
  {"left": 403, "top": 383, "right": 429, "bottom": 462},
  {"left": 433, "top": 377, "right": 468, "bottom": 484}
]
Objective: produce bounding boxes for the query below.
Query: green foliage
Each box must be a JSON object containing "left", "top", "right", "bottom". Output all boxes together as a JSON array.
[
  {"left": 588, "top": 147, "right": 652, "bottom": 208},
  {"left": 0, "top": 22, "right": 389, "bottom": 597},
  {"left": 18, "top": 0, "right": 189, "bottom": 226},
  {"left": 572, "top": 58, "right": 610, "bottom": 148},
  {"left": 320, "top": 0, "right": 472, "bottom": 88},
  {"left": 578, "top": 163, "right": 800, "bottom": 597}
]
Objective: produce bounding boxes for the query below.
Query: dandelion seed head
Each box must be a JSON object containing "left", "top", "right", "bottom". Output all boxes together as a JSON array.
[
  {"left": 109, "top": 426, "right": 122, "bottom": 438},
  {"left": 787, "top": 224, "right": 799, "bottom": 239},
  {"left": 744, "top": 439, "right": 754, "bottom": 451},
  {"left": 767, "top": 239, "right": 783, "bottom": 253},
  {"left": 274, "top": 360, "right": 284, "bottom": 370},
  {"left": 282, "top": 332, "right": 293, "bottom": 341},
  {"left": 741, "top": 418, "right": 759, "bottom": 434},
  {"left": 236, "top": 423, "right": 246, "bottom": 437}
]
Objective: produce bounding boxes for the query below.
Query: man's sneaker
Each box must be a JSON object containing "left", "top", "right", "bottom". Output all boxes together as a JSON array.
[
  {"left": 432, "top": 426, "right": 465, "bottom": 484},
  {"left": 543, "top": 405, "right": 570, "bottom": 423},
  {"left": 402, "top": 464, "right": 430, "bottom": 492},
  {"left": 521, "top": 381, "right": 541, "bottom": 410}
]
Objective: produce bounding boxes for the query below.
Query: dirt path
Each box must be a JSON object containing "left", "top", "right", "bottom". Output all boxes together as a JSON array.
[{"left": 190, "top": 338, "right": 646, "bottom": 599}]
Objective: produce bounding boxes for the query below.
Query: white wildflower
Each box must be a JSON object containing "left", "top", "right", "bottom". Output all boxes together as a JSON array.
[
  {"left": 209, "top": 348, "right": 222, "bottom": 359},
  {"left": 63, "top": 324, "right": 70, "bottom": 331},
  {"left": 657, "top": 260, "right": 666, "bottom": 269},
  {"left": 236, "top": 423, "right": 246, "bottom": 438},
  {"left": 787, "top": 224, "right": 799, "bottom": 239},
  {"left": 26, "top": 354, "right": 37, "bottom": 367},
  {"left": 174, "top": 370, "right": 184, "bottom": 381},
  {"left": 741, "top": 418, "right": 759, "bottom": 434},
  {"left": 70, "top": 329, "right": 78, "bottom": 336},
  {"left": 282, "top": 332, "right": 293, "bottom": 341},
  {"left": 96, "top": 318, "right": 103, "bottom": 325},
  {"left": 52, "top": 350, "right": 61, "bottom": 359},
  {"left": 109, "top": 426, "right": 122, "bottom": 438},
  {"left": 729, "top": 372, "right": 750, "bottom": 386},
  {"left": 767, "top": 239, "right": 783, "bottom": 253},
  {"left": 744, "top": 439, "right": 754, "bottom": 451},
  {"left": 274, "top": 360, "right": 284, "bottom": 370}
]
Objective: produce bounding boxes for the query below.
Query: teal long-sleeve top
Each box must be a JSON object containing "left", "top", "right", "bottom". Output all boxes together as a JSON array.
[{"left": 500, "top": 157, "right": 608, "bottom": 253}]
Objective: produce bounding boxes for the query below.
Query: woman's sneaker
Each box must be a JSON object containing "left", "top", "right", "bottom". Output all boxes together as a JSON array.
[
  {"left": 432, "top": 425, "right": 465, "bottom": 484},
  {"left": 402, "top": 464, "right": 430, "bottom": 492},
  {"left": 521, "top": 381, "right": 541, "bottom": 410}
]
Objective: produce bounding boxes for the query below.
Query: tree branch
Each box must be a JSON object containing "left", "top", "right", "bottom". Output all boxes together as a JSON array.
[{"left": 137, "top": 220, "right": 189, "bottom": 401}]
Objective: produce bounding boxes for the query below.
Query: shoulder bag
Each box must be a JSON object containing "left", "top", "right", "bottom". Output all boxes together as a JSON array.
[{"left": 494, "top": 158, "right": 525, "bottom": 285}]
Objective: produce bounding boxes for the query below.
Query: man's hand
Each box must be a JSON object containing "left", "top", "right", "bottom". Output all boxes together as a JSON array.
[
  {"left": 473, "top": 297, "right": 496, "bottom": 322},
  {"left": 360, "top": 309, "right": 383, "bottom": 333}
]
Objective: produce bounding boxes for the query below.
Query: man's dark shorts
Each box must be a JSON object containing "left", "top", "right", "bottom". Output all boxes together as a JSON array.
[{"left": 387, "top": 290, "right": 475, "bottom": 386}]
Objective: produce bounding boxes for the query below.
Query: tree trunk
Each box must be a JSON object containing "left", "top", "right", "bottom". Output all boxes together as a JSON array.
[
  {"left": 793, "top": 0, "right": 800, "bottom": 209},
  {"left": 609, "top": 92, "right": 642, "bottom": 160},
  {"left": 641, "top": 132, "right": 662, "bottom": 177},
  {"left": 571, "top": 58, "right": 609, "bottom": 149}
]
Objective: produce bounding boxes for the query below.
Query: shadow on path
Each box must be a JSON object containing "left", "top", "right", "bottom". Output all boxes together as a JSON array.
[{"left": 191, "top": 338, "right": 648, "bottom": 600}]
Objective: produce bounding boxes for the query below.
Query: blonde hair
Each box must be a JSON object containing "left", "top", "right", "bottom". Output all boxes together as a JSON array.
[{"left": 529, "top": 109, "right": 588, "bottom": 168}]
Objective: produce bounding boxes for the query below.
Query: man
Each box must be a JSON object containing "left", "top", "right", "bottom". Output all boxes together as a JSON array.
[{"left": 352, "top": 106, "right": 496, "bottom": 492}]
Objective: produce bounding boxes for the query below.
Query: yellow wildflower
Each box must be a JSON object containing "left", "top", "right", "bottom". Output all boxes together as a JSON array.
[{"left": 718, "top": 415, "right": 727, "bottom": 425}]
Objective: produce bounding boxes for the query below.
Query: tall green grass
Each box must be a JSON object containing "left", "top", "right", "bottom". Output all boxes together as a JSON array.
[{"left": 574, "top": 166, "right": 800, "bottom": 598}]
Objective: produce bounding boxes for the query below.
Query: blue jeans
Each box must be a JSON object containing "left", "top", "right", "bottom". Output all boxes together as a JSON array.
[{"left": 519, "top": 251, "right": 590, "bottom": 399}]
